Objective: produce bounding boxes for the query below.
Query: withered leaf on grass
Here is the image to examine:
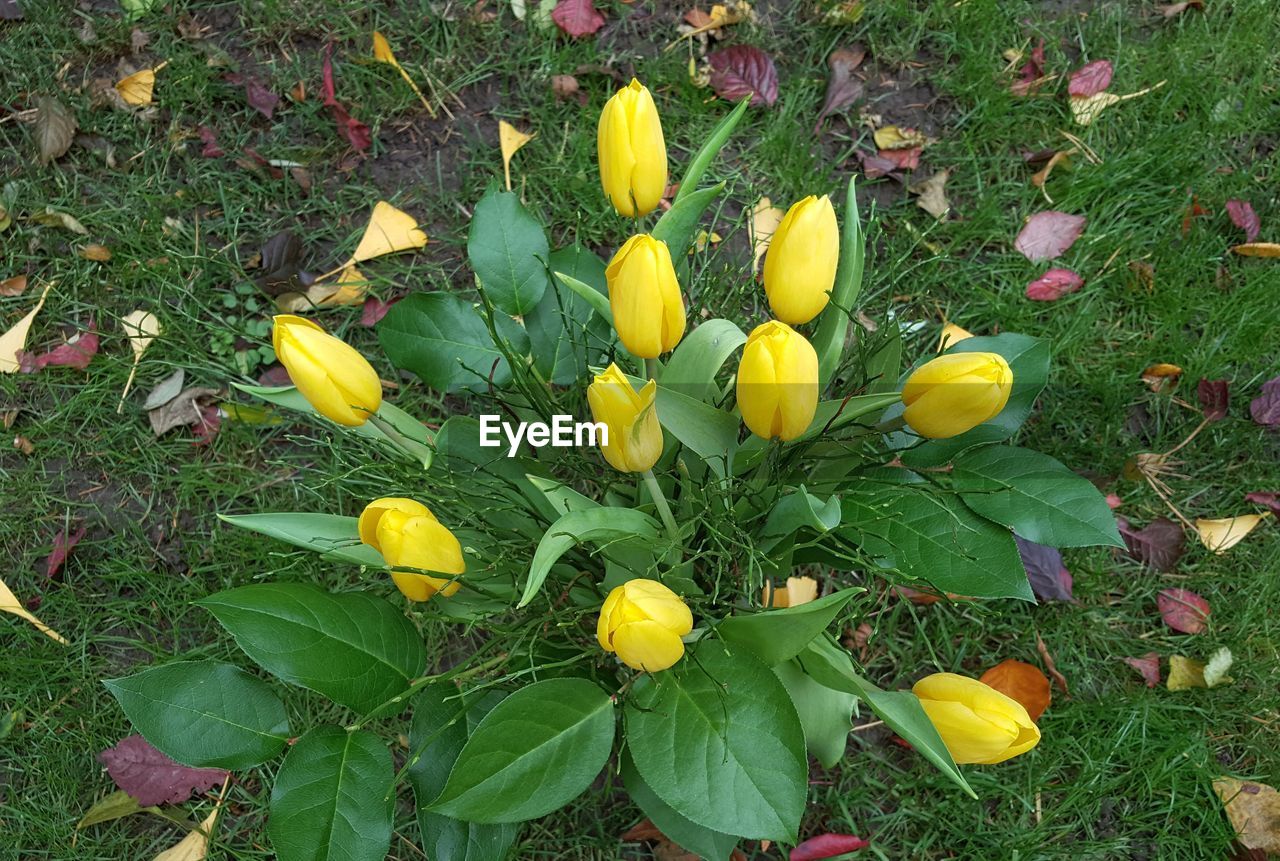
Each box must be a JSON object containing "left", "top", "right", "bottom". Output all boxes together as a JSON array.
[
  {"left": 46, "top": 524, "right": 86, "bottom": 579},
  {"left": 224, "top": 73, "right": 279, "bottom": 119},
  {"left": 144, "top": 369, "right": 186, "bottom": 410},
  {"left": 1117, "top": 516, "right": 1185, "bottom": 571},
  {"left": 873, "top": 125, "right": 928, "bottom": 150},
  {"left": 31, "top": 207, "right": 89, "bottom": 234},
  {"left": 34, "top": 96, "right": 77, "bottom": 165},
  {"left": 1157, "top": 587, "right": 1210, "bottom": 634},
  {"left": 1232, "top": 242, "right": 1280, "bottom": 258},
  {"left": 1225, "top": 200, "right": 1261, "bottom": 243},
  {"left": 1198, "top": 378, "right": 1229, "bottom": 420},
  {"left": 1067, "top": 59, "right": 1113, "bottom": 97},
  {"left": 1122, "top": 652, "right": 1160, "bottom": 688},
  {"left": 0, "top": 280, "right": 55, "bottom": 373},
  {"left": 0, "top": 275, "right": 28, "bottom": 297},
  {"left": 1, "top": 576, "right": 66, "bottom": 643},
  {"left": 980, "top": 659, "right": 1051, "bottom": 722},
  {"left": 1010, "top": 38, "right": 1046, "bottom": 96},
  {"left": 350, "top": 201, "right": 427, "bottom": 263},
  {"left": 1014, "top": 211, "right": 1086, "bottom": 261},
  {"left": 1250, "top": 376, "right": 1280, "bottom": 426},
  {"left": 1244, "top": 491, "right": 1280, "bottom": 518},
  {"left": 320, "top": 42, "right": 372, "bottom": 154},
  {"left": 1015, "top": 535, "right": 1074, "bottom": 602},
  {"left": 707, "top": 45, "right": 779, "bottom": 106},
  {"left": 1214, "top": 778, "right": 1280, "bottom": 856},
  {"left": 149, "top": 387, "right": 219, "bottom": 435},
  {"left": 0, "top": 0, "right": 23, "bottom": 20},
  {"left": 909, "top": 170, "right": 950, "bottom": 218},
  {"left": 551, "top": 0, "right": 606, "bottom": 38},
  {"left": 256, "top": 230, "right": 309, "bottom": 294},
  {"left": 152, "top": 801, "right": 224, "bottom": 861},
  {"left": 98, "top": 735, "right": 229, "bottom": 806},
  {"left": 1195, "top": 514, "right": 1268, "bottom": 553},
  {"left": 360, "top": 296, "right": 398, "bottom": 327},
  {"left": 1166, "top": 654, "right": 1205, "bottom": 690},
  {"left": 498, "top": 120, "right": 535, "bottom": 191},
  {"left": 20, "top": 322, "right": 100, "bottom": 372},
  {"left": 1025, "top": 268, "right": 1083, "bottom": 301},
  {"left": 77, "top": 790, "right": 154, "bottom": 830},
  {"left": 196, "top": 126, "right": 224, "bottom": 158},
  {"left": 814, "top": 45, "right": 865, "bottom": 132},
  {"left": 1158, "top": 0, "right": 1204, "bottom": 17},
  {"left": 1140, "top": 362, "right": 1182, "bottom": 392}
]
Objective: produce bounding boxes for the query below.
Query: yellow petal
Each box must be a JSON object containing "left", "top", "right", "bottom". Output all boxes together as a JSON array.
[
  {"left": 358, "top": 497, "right": 434, "bottom": 548},
  {"left": 391, "top": 571, "right": 460, "bottom": 602},
  {"left": 499, "top": 120, "right": 535, "bottom": 192},
  {"left": 621, "top": 579, "right": 693, "bottom": 635},
  {"left": 750, "top": 196, "right": 785, "bottom": 275},
  {"left": 122, "top": 309, "right": 160, "bottom": 358},
  {"left": 116, "top": 69, "right": 157, "bottom": 107},
  {"left": 1195, "top": 514, "right": 1268, "bottom": 553},
  {"left": 351, "top": 202, "right": 428, "bottom": 263},
  {"left": 764, "top": 575, "right": 818, "bottom": 608},
  {"left": 1166, "top": 655, "right": 1206, "bottom": 690},
  {"left": 938, "top": 322, "right": 974, "bottom": 352},
  {"left": 371, "top": 30, "right": 397, "bottom": 64},
  {"left": 1, "top": 576, "right": 68, "bottom": 644},
  {"left": 612, "top": 620, "right": 686, "bottom": 672},
  {"left": 0, "top": 280, "right": 54, "bottom": 373}
]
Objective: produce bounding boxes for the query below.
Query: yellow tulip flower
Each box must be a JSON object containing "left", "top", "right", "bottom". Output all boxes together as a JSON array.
[
  {"left": 272, "top": 315, "right": 382, "bottom": 427},
  {"left": 358, "top": 497, "right": 464, "bottom": 601},
  {"left": 913, "top": 672, "right": 1041, "bottom": 765},
  {"left": 763, "top": 194, "right": 840, "bottom": 325},
  {"left": 597, "top": 79, "right": 668, "bottom": 217},
  {"left": 605, "top": 235, "right": 686, "bottom": 358},
  {"left": 902, "top": 352, "right": 1014, "bottom": 439},
  {"left": 587, "top": 364, "right": 663, "bottom": 473},
  {"left": 597, "top": 578, "right": 693, "bottom": 672},
  {"left": 736, "top": 321, "right": 819, "bottom": 441}
]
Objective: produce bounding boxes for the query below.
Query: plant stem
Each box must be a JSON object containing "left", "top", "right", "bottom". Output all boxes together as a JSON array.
[
  {"left": 874, "top": 414, "right": 908, "bottom": 434},
  {"left": 644, "top": 357, "right": 659, "bottom": 382},
  {"left": 368, "top": 413, "right": 433, "bottom": 466},
  {"left": 349, "top": 652, "right": 510, "bottom": 731},
  {"left": 642, "top": 469, "right": 681, "bottom": 545}
]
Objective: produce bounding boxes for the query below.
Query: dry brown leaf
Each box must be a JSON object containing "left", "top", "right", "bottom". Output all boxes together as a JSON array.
[
  {"left": 1231, "top": 243, "right": 1280, "bottom": 258},
  {"left": 499, "top": 120, "right": 535, "bottom": 192},
  {"left": 34, "top": 96, "right": 77, "bottom": 165},
  {"left": 0, "top": 275, "right": 28, "bottom": 297},
  {"left": 909, "top": 169, "right": 950, "bottom": 218},
  {"left": 1214, "top": 778, "right": 1280, "bottom": 855},
  {"left": 1195, "top": 514, "right": 1269, "bottom": 553},
  {"left": 980, "top": 659, "right": 1051, "bottom": 721},
  {"left": 148, "top": 387, "right": 218, "bottom": 436},
  {"left": 0, "top": 280, "right": 54, "bottom": 373},
  {"left": 1, "top": 575, "right": 68, "bottom": 644},
  {"left": 762, "top": 576, "right": 818, "bottom": 608},
  {"left": 351, "top": 202, "right": 427, "bottom": 264},
  {"left": 750, "top": 196, "right": 784, "bottom": 274},
  {"left": 79, "top": 244, "right": 113, "bottom": 261}
]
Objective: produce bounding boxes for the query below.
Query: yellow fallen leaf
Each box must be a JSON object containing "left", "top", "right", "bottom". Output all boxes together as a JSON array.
[
  {"left": 278, "top": 264, "right": 370, "bottom": 311},
  {"left": 0, "top": 280, "right": 54, "bottom": 374},
  {"left": 152, "top": 777, "right": 229, "bottom": 861},
  {"left": 1, "top": 575, "right": 68, "bottom": 644},
  {"left": 1166, "top": 655, "right": 1205, "bottom": 690},
  {"left": 1070, "top": 81, "right": 1166, "bottom": 126},
  {"left": 1195, "top": 513, "right": 1268, "bottom": 553},
  {"left": 873, "top": 125, "right": 928, "bottom": 150},
  {"left": 1140, "top": 362, "right": 1182, "bottom": 392},
  {"left": 1231, "top": 242, "right": 1280, "bottom": 258},
  {"left": 938, "top": 321, "right": 974, "bottom": 352},
  {"left": 371, "top": 31, "right": 434, "bottom": 117},
  {"left": 1213, "top": 778, "right": 1280, "bottom": 855},
  {"left": 763, "top": 576, "right": 818, "bottom": 608},
  {"left": 115, "top": 66, "right": 161, "bottom": 106},
  {"left": 351, "top": 202, "right": 427, "bottom": 264},
  {"left": 499, "top": 120, "right": 535, "bottom": 192},
  {"left": 692, "top": 230, "right": 722, "bottom": 253},
  {"left": 117, "top": 309, "right": 161, "bottom": 411},
  {"left": 750, "top": 197, "right": 785, "bottom": 274},
  {"left": 909, "top": 169, "right": 950, "bottom": 218}
]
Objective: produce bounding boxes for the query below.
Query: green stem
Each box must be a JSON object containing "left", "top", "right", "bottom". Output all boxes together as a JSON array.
[
  {"left": 368, "top": 413, "right": 433, "bottom": 467},
  {"left": 642, "top": 469, "right": 681, "bottom": 546},
  {"left": 644, "top": 357, "right": 660, "bottom": 382},
  {"left": 348, "top": 652, "right": 510, "bottom": 730}
]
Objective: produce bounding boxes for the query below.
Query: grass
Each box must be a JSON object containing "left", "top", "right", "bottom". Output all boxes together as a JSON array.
[{"left": 2, "top": 0, "right": 1278, "bottom": 858}]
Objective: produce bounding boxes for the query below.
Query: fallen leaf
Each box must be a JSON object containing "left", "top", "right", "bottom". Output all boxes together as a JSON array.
[
  {"left": 790, "top": 833, "right": 871, "bottom": 860},
  {"left": 909, "top": 170, "right": 950, "bottom": 218},
  {"left": 351, "top": 201, "right": 427, "bottom": 263},
  {"left": 873, "top": 125, "right": 928, "bottom": 150},
  {"left": 1036, "top": 633, "right": 1069, "bottom": 694},
  {"left": 279, "top": 264, "right": 369, "bottom": 311},
  {"left": 30, "top": 207, "right": 89, "bottom": 234},
  {"left": 814, "top": 45, "right": 866, "bottom": 132},
  {"left": 1157, "top": 587, "right": 1210, "bottom": 634},
  {"left": 1244, "top": 491, "right": 1280, "bottom": 518},
  {"left": 1214, "top": 778, "right": 1280, "bottom": 856},
  {"left": 877, "top": 146, "right": 921, "bottom": 170},
  {"left": 1070, "top": 81, "right": 1165, "bottom": 126},
  {"left": 980, "top": 659, "right": 1051, "bottom": 721},
  {"left": 0, "top": 280, "right": 54, "bottom": 373},
  {"left": 1014, "top": 211, "right": 1086, "bottom": 261},
  {"left": 78, "top": 244, "right": 112, "bottom": 262},
  {"left": 1025, "top": 267, "right": 1083, "bottom": 301},
  {"left": 360, "top": 296, "right": 398, "bottom": 327},
  {"left": 148, "top": 387, "right": 219, "bottom": 436},
  {"left": 320, "top": 42, "right": 372, "bottom": 154},
  {"left": 371, "top": 31, "right": 434, "bottom": 116},
  {"left": 750, "top": 197, "right": 785, "bottom": 274},
  {"left": 1140, "top": 362, "right": 1182, "bottom": 392},
  {"left": 1122, "top": 652, "right": 1160, "bottom": 688},
  {"left": 0, "top": 275, "right": 28, "bottom": 297},
  {"left": 0, "top": 0, "right": 23, "bottom": 20},
  {"left": 256, "top": 230, "right": 309, "bottom": 294},
  {"left": 117, "top": 310, "right": 161, "bottom": 409},
  {"left": 499, "top": 120, "right": 535, "bottom": 191},
  {"left": 1015, "top": 535, "right": 1074, "bottom": 602},
  {"left": 1203, "top": 646, "right": 1233, "bottom": 688},
  {"left": 45, "top": 523, "right": 85, "bottom": 580},
  {"left": 1225, "top": 200, "right": 1261, "bottom": 243},
  {"left": 34, "top": 96, "right": 77, "bottom": 165},
  {"left": 707, "top": 45, "right": 779, "bottom": 106},
  {"left": 550, "top": 74, "right": 580, "bottom": 100},
  {"left": 77, "top": 790, "right": 154, "bottom": 830},
  {"left": 0, "top": 576, "right": 67, "bottom": 643},
  {"left": 1010, "top": 39, "right": 1046, "bottom": 96},
  {"left": 144, "top": 369, "right": 186, "bottom": 410},
  {"left": 937, "top": 322, "right": 973, "bottom": 352},
  {"left": 763, "top": 576, "right": 818, "bottom": 608},
  {"left": 152, "top": 800, "right": 223, "bottom": 861},
  {"left": 1248, "top": 376, "right": 1280, "bottom": 425},
  {"left": 692, "top": 230, "right": 723, "bottom": 252},
  {"left": 1158, "top": 0, "right": 1204, "bottom": 17},
  {"left": 98, "top": 736, "right": 229, "bottom": 806},
  {"left": 196, "top": 126, "right": 224, "bottom": 158},
  {"left": 856, "top": 150, "right": 901, "bottom": 179},
  {"left": 1166, "top": 655, "right": 1205, "bottom": 690},
  {"left": 1196, "top": 514, "right": 1268, "bottom": 553},
  {"left": 224, "top": 72, "right": 279, "bottom": 119},
  {"left": 116, "top": 68, "right": 158, "bottom": 106},
  {"left": 21, "top": 322, "right": 99, "bottom": 372},
  {"left": 1030, "top": 149, "right": 1075, "bottom": 203},
  {"left": 14, "top": 435, "right": 34, "bottom": 455},
  {"left": 1198, "top": 378, "right": 1229, "bottom": 420},
  {"left": 1232, "top": 242, "right": 1280, "bottom": 258},
  {"left": 1067, "top": 59, "right": 1113, "bottom": 97},
  {"left": 1129, "top": 260, "right": 1156, "bottom": 291},
  {"left": 551, "top": 0, "right": 605, "bottom": 37}
]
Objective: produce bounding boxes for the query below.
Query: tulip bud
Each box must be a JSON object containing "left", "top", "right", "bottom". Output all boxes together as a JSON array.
[
  {"left": 902, "top": 352, "right": 1013, "bottom": 439},
  {"left": 763, "top": 195, "right": 840, "bottom": 325},
  {"left": 736, "top": 321, "right": 819, "bottom": 442},
  {"left": 272, "top": 315, "right": 382, "bottom": 427},
  {"left": 587, "top": 363, "right": 663, "bottom": 473},
  {"left": 597, "top": 578, "right": 693, "bottom": 672},
  {"left": 605, "top": 235, "right": 686, "bottom": 358},
  {"left": 912, "top": 672, "right": 1041, "bottom": 765},
  {"left": 358, "top": 497, "right": 464, "bottom": 601},
  {"left": 597, "top": 79, "right": 668, "bottom": 218}
]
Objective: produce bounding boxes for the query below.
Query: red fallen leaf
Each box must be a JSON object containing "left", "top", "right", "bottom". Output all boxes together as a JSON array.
[
  {"left": 1117, "top": 516, "right": 1185, "bottom": 571},
  {"left": 1025, "top": 267, "right": 1083, "bottom": 301},
  {"left": 1067, "top": 59, "right": 1113, "bottom": 98},
  {"left": 321, "top": 42, "right": 372, "bottom": 154},
  {"left": 814, "top": 45, "right": 866, "bottom": 133},
  {"left": 20, "top": 322, "right": 100, "bottom": 372},
  {"left": 257, "top": 364, "right": 292, "bottom": 387},
  {"left": 1250, "top": 376, "right": 1280, "bottom": 426},
  {"left": 1011, "top": 38, "right": 1046, "bottom": 96},
  {"left": 1157, "top": 588, "right": 1210, "bottom": 634},
  {"left": 240, "top": 146, "right": 284, "bottom": 179},
  {"left": 1197, "top": 378, "right": 1229, "bottom": 420},
  {"left": 192, "top": 403, "right": 222, "bottom": 446},
  {"left": 877, "top": 146, "right": 921, "bottom": 170},
  {"left": 224, "top": 72, "right": 280, "bottom": 120},
  {"left": 360, "top": 296, "right": 399, "bottom": 327},
  {"left": 45, "top": 523, "right": 86, "bottom": 579},
  {"left": 1106, "top": 493, "right": 1123, "bottom": 509},
  {"left": 1182, "top": 193, "right": 1208, "bottom": 236},
  {"left": 1123, "top": 652, "right": 1160, "bottom": 688},
  {"left": 1226, "top": 200, "right": 1261, "bottom": 243},
  {"left": 708, "top": 45, "right": 779, "bottom": 107},
  {"left": 1244, "top": 491, "right": 1280, "bottom": 519},
  {"left": 791, "top": 833, "right": 871, "bottom": 860},
  {"left": 1015, "top": 211, "right": 1086, "bottom": 262},
  {"left": 857, "top": 150, "right": 901, "bottom": 179},
  {"left": 1015, "top": 535, "right": 1075, "bottom": 602},
  {"left": 98, "top": 735, "right": 229, "bottom": 806},
  {"left": 197, "top": 125, "right": 224, "bottom": 158},
  {"left": 551, "top": 0, "right": 605, "bottom": 38}
]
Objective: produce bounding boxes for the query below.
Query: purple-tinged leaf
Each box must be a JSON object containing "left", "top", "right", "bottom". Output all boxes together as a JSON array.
[
  {"left": 1068, "top": 60, "right": 1113, "bottom": 97},
  {"left": 1117, "top": 516, "right": 1185, "bottom": 572},
  {"left": 1225, "top": 200, "right": 1260, "bottom": 243},
  {"left": 708, "top": 45, "right": 779, "bottom": 107},
  {"left": 1197, "top": 378, "right": 1229, "bottom": 420},
  {"left": 1015, "top": 212, "right": 1086, "bottom": 261},
  {"left": 1251, "top": 376, "right": 1280, "bottom": 426},
  {"left": 1025, "top": 268, "right": 1083, "bottom": 301},
  {"left": 1015, "top": 535, "right": 1075, "bottom": 602},
  {"left": 98, "top": 735, "right": 229, "bottom": 806}
]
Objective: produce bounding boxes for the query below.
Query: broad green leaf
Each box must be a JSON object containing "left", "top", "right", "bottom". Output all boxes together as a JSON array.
[
  {"left": 952, "top": 446, "right": 1124, "bottom": 548},
  {"left": 716, "top": 587, "right": 862, "bottom": 666},
  {"left": 428, "top": 678, "right": 615, "bottom": 823},
  {"left": 268, "top": 726, "right": 393, "bottom": 861},
  {"left": 378, "top": 292, "right": 528, "bottom": 394},
  {"left": 841, "top": 487, "right": 1033, "bottom": 601},
  {"left": 526, "top": 245, "right": 609, "bottom": 384},
  {"left": 467, "top": 185, "right": 549, "bottom": 315},
  {"left": 798, "top": 636, "right": 974, "bottom": 797},
  {"left": 674, "top": 97, "right": 749, "bottom": 202},
  {"left": 198, "top": 583, "right": 427, "bottom": 715},
  {"left": 525, "top": 475, "right": 600, "bottom": 516},
  {"left": 409, "top": 685, "right": 519, "bottom": 861},
  {"left": 217, "top": 512, "right": 375, "bottom": 567},
  {"left": 652, "top": 182, "right": 725, "bottom": 258},
  {"left": 773, "top": 659, "right": 856, "bottom": 769},
  {"left": 865, "top": 322, "right": 902, "bottom": 394},
  {"left": 521, "top": 508, "right": 661, "bottom": 607},
  {"left": 553, "top": 271, "right": 613, "bottom": 326},
  {"left": 653, "top": 384, "right": 739, "bottom": 476},
  {"left": 625, "top": 644, "right": 806, "bottom": 842},
  {"left": 620, "top": 750, "right": 739, "bottom": 861},
  {"left": 431, "top": 416, "right": 551, "bottom": 538},
  {"left": 660, "top": 319, "right": 746, "bottom": 402},
  {"left": 103, "top": 661, "right": 288, "bottom": 770},
  {"left": 814, "top": 176, "right": 866, "bottom": 388},
  {"left": 756, "top": 488, "right": 841, "bottom": 553}
]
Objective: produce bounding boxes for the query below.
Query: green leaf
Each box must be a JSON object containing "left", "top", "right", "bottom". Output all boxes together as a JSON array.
[
  {"left": 120, "top": 0, "right": 162, "bottom": 22},
  {"left": 716, "top": 587, "right": 862, "bottom": 665},
  {"left": 756, "top": 488, "right": 842, "bottom": 553},
  {"left": 841, "top": 487, "right": 1033, "bottom": 600},
  {"left": 652, "top": 182, "right": 725, "bottom": 258},
  {"left": 865, "top": 322, "right": 902, "bottom": 394},
  {"left": 798, "top": 636, "right": 974, "bottom": 797},
  {"left": 553, "top": 270, "right": 613, "bottom": 326},
  {"left": 428, "top": 678, "right": 615, "bottom": 823},
  {"left": 620, "top": 750, "right": 739, "bottom": 861},
  {"left": 103, "top": 661, "right": 289, "bottom": 770},
  {"left": 409, "top": 685, "right": 519, "bottom": 861},
  {"left": 773, "top": 660, "right": 856, "bottom": 769},
  {"left": 625, "top": 644, "right": 806, "bottom": 843},
  {"left": 815, "top": 176, "right": 866, "bottom": 389},
  {"left": 467, "top": 185, "right": 550, "bottom": 315},
  {"left": 378, "top": 292, "right": 528, "bottom": 394},
  {"left": 521, "top": 508, "right": 661, "bottom": 607},
  {"left": 674, "top": 96, "right": 750, "bottom": 202},
  {"left": 216, "top": 512, "right": 375, "bottom": 567},
  {"left": 952, "top": 446, "right": 1124, "bottom": 548},
  {"left": 660, "top": 319, "right": 746, "bottom": 403},
  {"left": 527, "top": 245, "right": 609, "bottom": 384},
  {"left": 76, "top": 790, "right": 157, "bottom": 830},
  {"left": 268, "top": 726, "right": 393, "bottom": 861},
  {"left": 198, "top": 583, "right": 427, "bottom": 715},
  {"left": 526, "top": 475, "right": 600, "bottom": 516},
  {"left": 654, "top": 384, "right": 739, "bottom": 476}
]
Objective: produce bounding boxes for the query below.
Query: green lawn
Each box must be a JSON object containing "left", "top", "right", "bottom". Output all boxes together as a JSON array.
[{"left": 2, "top": 0, "right": 1278, "bottom": 858}]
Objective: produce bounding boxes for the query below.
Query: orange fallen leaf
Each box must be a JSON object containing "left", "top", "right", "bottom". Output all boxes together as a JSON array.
[
  {"left": 1231, "top": 242, "right": 1280, "bottom": 258},
  {"left": 1140, "top": 362, "right": 1182, "bottom": 392},
  {"left": 980, "top": 659, "right": 1051, "bottom": 721},
  {"left": 0, "top": 275, "right": 28, "bottom": 297},
  {"left": 499, "top": 120, "right": 535, "bottom": 192}
]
